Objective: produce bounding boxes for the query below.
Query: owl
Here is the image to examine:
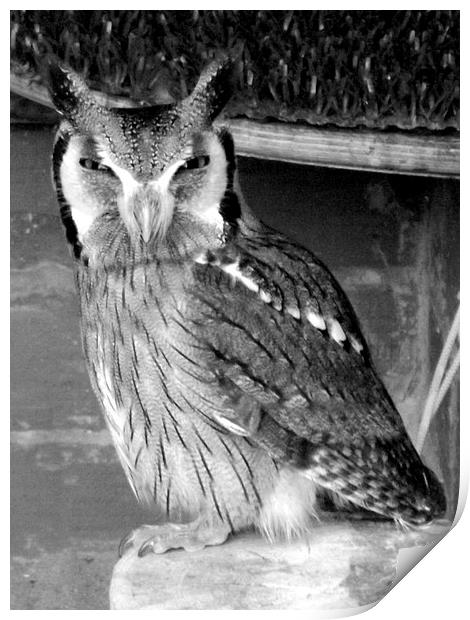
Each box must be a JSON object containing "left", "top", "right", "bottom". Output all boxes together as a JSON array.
[{"left": 49, "top": 57, "right": 445, "bottom": 556}]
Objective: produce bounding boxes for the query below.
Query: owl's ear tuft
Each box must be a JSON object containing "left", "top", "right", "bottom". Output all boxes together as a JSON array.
[
  {"left": 187, "top": 54, "right": 235, "bottom": 122},
  {"left": 44, "top": 56, "right": 93, "bottom": 119}
]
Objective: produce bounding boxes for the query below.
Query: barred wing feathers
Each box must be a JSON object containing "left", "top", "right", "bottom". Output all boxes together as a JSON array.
[{"left": 183, "top": 225, "right": 444, "bottom": 523}]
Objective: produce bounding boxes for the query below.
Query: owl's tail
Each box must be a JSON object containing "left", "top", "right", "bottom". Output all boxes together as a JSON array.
[
  {"left": 302, "top": 435, "right": 447, "bottom": 526},
  {"left": 252, "top": 408, "right": 447, "bottom": 526}
]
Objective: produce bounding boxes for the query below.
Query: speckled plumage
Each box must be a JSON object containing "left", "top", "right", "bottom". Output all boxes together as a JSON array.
[{"left": 49, "top": 57, "right": 445, "bottom": 551}]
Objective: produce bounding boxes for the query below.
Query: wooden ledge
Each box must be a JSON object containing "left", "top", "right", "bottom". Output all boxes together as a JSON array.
[
  {"left": 11, "top": 72, "right": 459, "bottom": 179},
  {"left": 109, "top": 519, "right": 451, "bottom": 610},
  {"left": 223, "top": 119, "right": 459, "bottom": 179}
]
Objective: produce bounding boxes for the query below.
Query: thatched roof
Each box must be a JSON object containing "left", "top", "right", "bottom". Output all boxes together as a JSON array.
[{"left": 11, "top": 10, "right": 459, "bottom": 131}]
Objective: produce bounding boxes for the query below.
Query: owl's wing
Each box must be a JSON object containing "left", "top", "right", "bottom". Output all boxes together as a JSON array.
[
  {"left": 180, "top": 224, "right": 445, "bottom": 523},
  {"left": 185, "top": 225, "right": 408, "bottom": 453}
]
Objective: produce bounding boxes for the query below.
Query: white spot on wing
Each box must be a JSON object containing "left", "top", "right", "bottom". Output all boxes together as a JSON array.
[
  {"left": 259, "top": 290, "right": 272, "bottom": 304},
  {"left": 350, "top": 335, "right": 364, "bottom": 354},
  {"left": 286, "top": 305, "right": 301, "bottom": 319},
  {"left": 222, "top": 260, "right": 259, "bottom": 293},
  {"left": 213, "top": 413, "right": 249, "bottom": 436},
  {"left": 327, "top": 318, "right": 347, "bottom": 343},
  {"left": 306, "top": 310, "right": 327, "bottom": 331}
]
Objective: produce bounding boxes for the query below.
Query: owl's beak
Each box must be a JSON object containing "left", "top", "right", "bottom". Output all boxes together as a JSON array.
[
  {"left": 138, "top": 204, "right": 154, "bottom": 244},
  {"left": 97, "top": 153, "right": 182, "bottom": 244},
  {"left": 135, "top": 197, "right": 157, "bottom": 244},
  {"left": 120, "top": 186, "right": 175, "bottom": 244}
]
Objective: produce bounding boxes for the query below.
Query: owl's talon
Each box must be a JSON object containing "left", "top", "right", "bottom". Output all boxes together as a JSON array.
[
  {"left": 120, "top": 521, "right": 231, "bottom": 558},
  {"left": 118, "top": 531, "right": 135, "bottom": 558},
  {"left": 137, "top": 540, "right": 155, "bottom": 557}
]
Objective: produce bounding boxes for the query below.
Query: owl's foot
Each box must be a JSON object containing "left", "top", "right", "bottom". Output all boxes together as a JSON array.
[{"left": 118, "top": 520, "right": 231, "bottom": 557}]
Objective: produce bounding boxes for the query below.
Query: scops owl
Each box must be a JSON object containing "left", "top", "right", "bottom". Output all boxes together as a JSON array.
[{"left": 49, "top": 57, "right": 446, "bottom": 556}]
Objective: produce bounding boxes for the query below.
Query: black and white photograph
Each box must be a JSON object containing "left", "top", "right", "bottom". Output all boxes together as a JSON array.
[{"left": 10, "top": 9, "right": 460, "bottom": 611}]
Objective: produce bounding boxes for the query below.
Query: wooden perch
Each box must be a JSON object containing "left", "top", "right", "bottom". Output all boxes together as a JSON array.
[
  {"left": 11, "top": 72, "right": 459, "bottom": 178},
  {"left": 109, "top": 519, "right": 451, "bottom": 610}
]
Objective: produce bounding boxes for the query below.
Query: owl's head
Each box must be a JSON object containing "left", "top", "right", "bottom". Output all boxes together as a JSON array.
[{"left": 49, "top": 57, "right": 240, "bottom": 262}]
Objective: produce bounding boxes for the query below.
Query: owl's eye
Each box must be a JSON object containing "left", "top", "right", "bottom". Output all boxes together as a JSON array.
[
  {"left": 79, "top": 158, "right": 112, "bottom": 173},
  {"left": 178, "top": 155, "right": 210, "bottom": 173}
]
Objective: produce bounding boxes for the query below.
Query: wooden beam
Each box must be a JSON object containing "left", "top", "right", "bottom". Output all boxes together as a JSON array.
[
  {"left": 221, "top": 119, "right": 459, "bottom": 179},
  {"left": 11, "top": 72, "right": 459, "bottom": 178}
]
